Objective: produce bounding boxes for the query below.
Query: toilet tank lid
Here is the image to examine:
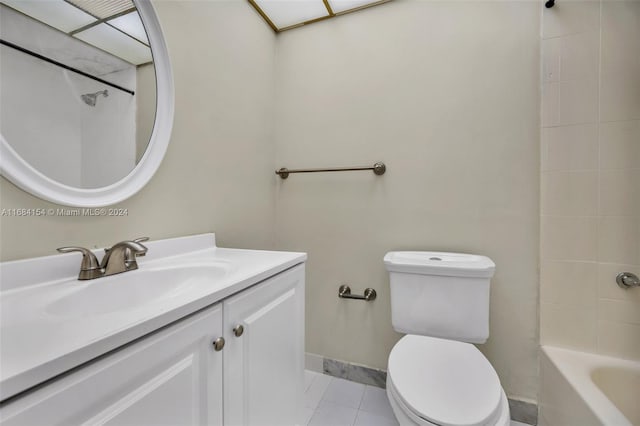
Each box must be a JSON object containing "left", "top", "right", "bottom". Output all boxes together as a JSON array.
[{"left": 384, "top": 251, "right": 495, "bottom": 278}]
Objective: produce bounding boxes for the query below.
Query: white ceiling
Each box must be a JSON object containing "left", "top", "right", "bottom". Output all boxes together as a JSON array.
[
  {"left": 254, "top": 0, "right": 329, "bottom": 29},
  {"left": 0, "top": 0, "right": 151, "bottom": 65},
  {"left": 251, "top": 0, "right": 388, "bottom": 31}
]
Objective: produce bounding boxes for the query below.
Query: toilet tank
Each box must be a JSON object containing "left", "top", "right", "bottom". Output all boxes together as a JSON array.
[{"left": 384, "top": 252, "right": 495, "bottom": 344}]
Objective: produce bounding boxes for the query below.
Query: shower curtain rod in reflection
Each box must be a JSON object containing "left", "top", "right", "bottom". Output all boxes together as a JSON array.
[{"left": 0, "top": 39, "right": 135, "bottom": 96}]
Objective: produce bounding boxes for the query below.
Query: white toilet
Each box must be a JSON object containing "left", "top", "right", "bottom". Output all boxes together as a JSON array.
[{"left": 384, "top": 252, "right": 510, "bottom": 426}]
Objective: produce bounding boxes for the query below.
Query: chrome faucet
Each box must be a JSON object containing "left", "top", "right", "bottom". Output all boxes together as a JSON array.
[
  {"left": 57, "top": 237, "right": 149, "bottom": 280},
  {"left": 101, "top": 238, "right": 149, "bottom": 276},
  {"left": 616, "top": 272, "right": 640, "bottom": 289}
]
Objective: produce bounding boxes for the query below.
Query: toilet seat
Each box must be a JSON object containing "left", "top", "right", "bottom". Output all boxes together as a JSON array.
[
  {"left": 387, "top": 377, "right": 510, "bottom": 426},
  {"left": 387, "top": 335, "right": 505, "bottom": 426}
]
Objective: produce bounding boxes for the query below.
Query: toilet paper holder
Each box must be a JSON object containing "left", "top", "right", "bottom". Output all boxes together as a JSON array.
[{"left": 338, "top": 285, "right": 377, "bottom": 302}]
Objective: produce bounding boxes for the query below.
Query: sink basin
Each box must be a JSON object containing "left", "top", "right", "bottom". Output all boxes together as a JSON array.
[
  {"left": 0, "top": 233, "right": 307, "bottom": 402},
  {"left": 46, "top": 263, "right": 230, "bottom": 317}
]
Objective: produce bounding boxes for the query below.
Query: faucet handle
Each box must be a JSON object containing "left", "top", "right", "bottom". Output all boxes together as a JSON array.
[
  {"left": 104, "top": 237, "right": 150, "bottom": 254},
  {"left": 57, "top": 247, "right": 102, "bottom": 280},
  {"left": 57, "top": 247, "right": 100, "bottom": 269}
]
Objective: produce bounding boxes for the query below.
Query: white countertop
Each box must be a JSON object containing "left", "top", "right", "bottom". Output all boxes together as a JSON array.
[{"left": 0, "top": 234, "right": 306, "bottom": 401}]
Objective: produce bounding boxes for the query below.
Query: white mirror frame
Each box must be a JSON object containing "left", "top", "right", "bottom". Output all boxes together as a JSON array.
[{"left": 0, "top": 0, "right": 174, "bottom": 208}]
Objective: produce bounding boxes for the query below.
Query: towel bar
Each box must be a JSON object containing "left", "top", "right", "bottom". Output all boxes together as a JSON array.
[{"left": 276, "top": 162, "right": 386, "bottom": 179}]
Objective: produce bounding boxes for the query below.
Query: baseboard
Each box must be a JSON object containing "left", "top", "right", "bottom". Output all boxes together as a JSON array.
[
  {"left": 323, "top": 357, "right": 387, "bottom": 388},
  {"left": 508, "top": 398, "right": 538, "bottom": 425}
]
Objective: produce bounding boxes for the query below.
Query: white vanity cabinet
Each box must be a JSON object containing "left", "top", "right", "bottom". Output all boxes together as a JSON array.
[
  {"left": 1, "top": 304, "right": 225, "bottom": 426},
  {"left": 0, "top": 264, "right": 305, "bottom": 426},
  {"left": 223, "top": 263, "right": 305, "bottom": 426}
]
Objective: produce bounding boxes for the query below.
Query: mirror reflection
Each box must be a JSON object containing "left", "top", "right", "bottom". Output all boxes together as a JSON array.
[{"left": 0, "top": 0, "right": 157, "bottom": 189}]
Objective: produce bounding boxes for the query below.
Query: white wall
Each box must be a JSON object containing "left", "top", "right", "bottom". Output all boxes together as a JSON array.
[
  {"left": 1, "top": 43, "right": 83, "bottom": 187},
  {"left": 274, "top": 0, "right": 541, "bottom": 402},
  {"left": 0, "top": 0, "right": 277, "bottom": 260},
  {"left": 1, "top": 0, "right": 547, "bottom": 404},
  {"left": 540, "top": 0, "right": 640, "bottom": 361},
  {"left": 80, "top": 67, "right": 137, "bottom": 188}
]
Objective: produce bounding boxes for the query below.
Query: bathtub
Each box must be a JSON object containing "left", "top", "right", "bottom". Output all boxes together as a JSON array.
[{"left": 540, "top": 346, "right": 640, "bottom": 426}]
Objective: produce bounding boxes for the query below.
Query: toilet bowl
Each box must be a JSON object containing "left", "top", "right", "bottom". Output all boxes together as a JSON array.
[
  {"left": 383, "top": 252, "right": 510, "bottom": 426},
  {"left": 386, "top": 335, "right": 510, "bottom": 426}
]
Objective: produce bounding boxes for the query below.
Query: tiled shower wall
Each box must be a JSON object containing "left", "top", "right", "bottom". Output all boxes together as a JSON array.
[{"left": 540, "top": 0, "right": 640, "bottom": 359}]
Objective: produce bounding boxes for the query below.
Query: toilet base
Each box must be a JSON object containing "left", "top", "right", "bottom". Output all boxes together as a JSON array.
[{"left": 386, "top": 376, "right": 511, "bottom": 426}]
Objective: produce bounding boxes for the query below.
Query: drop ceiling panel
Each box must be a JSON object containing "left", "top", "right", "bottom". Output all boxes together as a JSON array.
[
  {"left": 253, "top": 0, "right": 329, "bottom": 29},
  {"left": 65, "top": 0, "right": 134, "bottom": 19},
  {"left": 74, "top": 23, "right": 151, "bottom": 65},
  {"left": 108, "top": 11, "right": 148, "bottom": 45},
  {"left": 1, "top": 0, "right": 96, "bottom": 33},
  {"left": 328, "top": 0, "right": 381, "bottom": 13}
]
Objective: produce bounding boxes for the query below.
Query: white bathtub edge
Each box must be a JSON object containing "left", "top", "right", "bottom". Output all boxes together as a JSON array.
[{"left": 541, "top": 346, "right": 636, "bottom": 426}]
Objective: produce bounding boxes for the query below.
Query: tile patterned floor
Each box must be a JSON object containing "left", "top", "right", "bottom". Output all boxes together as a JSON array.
[
  {"left": 303, "top": 370, "right": 530, "bottom": 426},
  {"left": 304, "top": 370, "right": 398, "bottom": 426}
]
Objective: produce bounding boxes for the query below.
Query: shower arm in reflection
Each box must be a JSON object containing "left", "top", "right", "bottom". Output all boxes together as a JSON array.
[{"left": 81, "top": 90, "right": 109, "bottom": 106}]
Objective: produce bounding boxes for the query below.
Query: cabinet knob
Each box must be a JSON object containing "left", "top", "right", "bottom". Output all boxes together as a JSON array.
[
  {"left": 213, "top": 337, "right": 225, "bottom": 351},
  {"left": 233, "top": 324, "right": 244, "bottom": 337}
]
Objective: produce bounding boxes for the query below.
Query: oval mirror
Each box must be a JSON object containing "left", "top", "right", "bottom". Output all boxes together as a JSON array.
[{"left": 0, "top": 0, "right": 173, "bottom": 207}]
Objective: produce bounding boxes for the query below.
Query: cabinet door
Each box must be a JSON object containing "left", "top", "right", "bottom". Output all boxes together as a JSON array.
[
  {"left": 223, "top": 265, "right": 305, "bottom": 426},
  {"left": 1, "top": 304, "right": 224, "bottom": 426}
]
